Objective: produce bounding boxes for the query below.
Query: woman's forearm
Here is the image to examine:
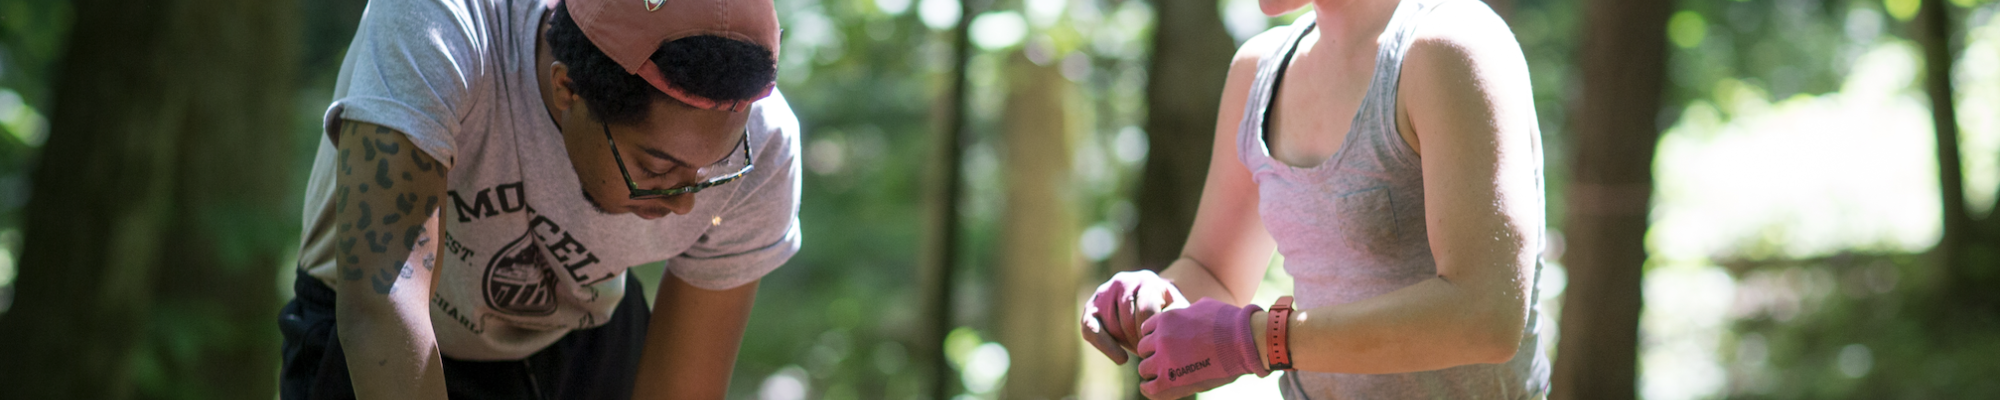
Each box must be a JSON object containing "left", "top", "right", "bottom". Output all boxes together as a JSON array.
[
  {"left": 1257, "top": 276, "right": 1527, "bottom": 375},
  {"left": 1159, "top": 256, "right": 1254, "bottom": 306}
]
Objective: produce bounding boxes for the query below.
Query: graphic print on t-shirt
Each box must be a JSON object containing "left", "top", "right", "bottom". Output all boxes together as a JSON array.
[
  {"left": 452, "top": 182, "right": 527, "bottom": 222},
  {"left": 483, "top": 229, "right": 560, "bottom": 316},
  {"left": 454, "top": 179, "right": 609, "bottom": 319}
]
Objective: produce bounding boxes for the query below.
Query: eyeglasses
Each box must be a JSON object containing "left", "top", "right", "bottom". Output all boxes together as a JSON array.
[{"left": 603, "top": 122, "right": 754, "bottom": 200}]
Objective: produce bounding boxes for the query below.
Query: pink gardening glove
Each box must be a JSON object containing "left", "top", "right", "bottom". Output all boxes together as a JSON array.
[
  {"left": 1081, "top": 270, "right": 1188, "bottom": 365},
  {"left": 1135, "top": 298, "right": 1269, "bottom": 400}
]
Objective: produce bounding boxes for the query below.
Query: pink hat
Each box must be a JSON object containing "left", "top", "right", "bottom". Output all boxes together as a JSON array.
[{"left": 559, "top": 0, "right": 781, "bottom": 112}]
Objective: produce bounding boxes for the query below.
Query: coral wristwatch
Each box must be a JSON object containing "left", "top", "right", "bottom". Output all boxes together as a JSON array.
[{"left": 1267, "top": 295, "right": 1295, "bottom": 371}]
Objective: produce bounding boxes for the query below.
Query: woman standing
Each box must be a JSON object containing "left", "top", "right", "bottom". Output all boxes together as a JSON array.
[{"left": 1080, "top": 0, "right": 1548, "bottom": 398}]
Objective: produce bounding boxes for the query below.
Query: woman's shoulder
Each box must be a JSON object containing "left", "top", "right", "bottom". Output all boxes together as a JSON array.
[
  {"left": 1407, "top": 1, "right": 1520, "bottom": 60},
  {"left": 1228, "top": 20, "right": 1308, "bottom": 78},
  {"left": 1395, "top": 0, "right": 1537, "bottom": 150},
  {"left": 1400, "top": 0, "right": 1529, "bottom": 91}
]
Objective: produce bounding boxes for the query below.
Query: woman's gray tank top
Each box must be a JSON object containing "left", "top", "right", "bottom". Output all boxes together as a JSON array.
[{"left": 1235, "top": 1, "right": 1550, "bottom": 398}]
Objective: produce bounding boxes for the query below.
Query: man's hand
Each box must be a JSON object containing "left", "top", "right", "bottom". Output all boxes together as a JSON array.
[{"left": 330, "top": 120, "right": 451, "bottom": 400}]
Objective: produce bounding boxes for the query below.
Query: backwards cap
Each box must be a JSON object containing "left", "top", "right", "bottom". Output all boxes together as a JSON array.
[{"left": 558, "top": 0, "right": 781, "bottom": 112}]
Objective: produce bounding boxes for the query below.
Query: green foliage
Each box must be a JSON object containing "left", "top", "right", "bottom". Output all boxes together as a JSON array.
[
  {"left": 1671, "top": 11, "right": 1710, "bottom": 49},
  {"left": 0, "top": 0, "right": 71, "bottom": 111},
  {"left": 1719, "top": 253, "right": 2000, "bottom": 398},
  {"left": 728, "top": 0, "right": 1164, "bottom": 397},
  {"left": 1658, "top": 1, "right": 2000, "bottom": 398},
  {"left": 0, "top": 0, "right": 70, "bottom": 314},
  {"left": 1886, "top": 0, "right": 1921, "bottom": 20},
  {"left": 1667, "top": 0, "right": 1862, "bottom": 122}
]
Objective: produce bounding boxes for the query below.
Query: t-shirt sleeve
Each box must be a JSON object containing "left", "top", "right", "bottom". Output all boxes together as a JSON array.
[
  {"left": 320, "top": 0, "right": 486, "bottom": 169},
  {"left": 665, "top": 92, "right": 804, "bottom": 291}
]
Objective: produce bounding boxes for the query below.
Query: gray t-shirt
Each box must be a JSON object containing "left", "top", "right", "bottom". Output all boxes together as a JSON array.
[{"left": 296, "top": 0, "right": 802, "bottom": 360}]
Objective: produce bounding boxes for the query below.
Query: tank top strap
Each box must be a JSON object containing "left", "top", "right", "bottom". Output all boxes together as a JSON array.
[{"left": 1235, "top": 12, "right": 1317, "bottom": 180}]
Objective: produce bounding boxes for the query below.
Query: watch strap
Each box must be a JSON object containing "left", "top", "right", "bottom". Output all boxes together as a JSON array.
[{"left": 1267, "top": 295, "right": 1295, "bottom": 371}]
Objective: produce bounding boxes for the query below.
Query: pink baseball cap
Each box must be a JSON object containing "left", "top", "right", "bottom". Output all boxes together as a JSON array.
[{"left": 557, "top": 0, "right": 781, "bottom": 112}]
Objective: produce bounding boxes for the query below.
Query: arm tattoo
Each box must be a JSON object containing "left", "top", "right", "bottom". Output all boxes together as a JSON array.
[
  {"left": 374, "top": 138, "right": 402, "bottom": 155},
  {"left": 336, "top": 186, "right": 351, "bottom": 213},
  {"left": 371, "top": 263, "right": 407, "bottom": 294},
  {"left": 410, "top": 149, "right": 435, "bottom": 173},
  {"left": 338, "top": 224, "right": 362, "bottom": 280},
  {"left": 376, "top": 159, "right": 396, "bottom": 190},
  {"left": 365, "top": 231, "right": 394, "bottom": 254},
  {"left": 334, "top": 121, "right": 446, "bottom": 296},
  {"left": 339, "top": 122, "right": 358, "bottom": 176},
  {"left": 356, "top": 201, "right": 373, "bottom": 230},
  {"left": 414, "top": 224, "right": 435, "bottom": 271}
]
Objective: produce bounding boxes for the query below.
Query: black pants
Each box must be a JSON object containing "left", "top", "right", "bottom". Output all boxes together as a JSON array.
[{"left": 279, "top": 272, "right": 650, "bottom": 400}]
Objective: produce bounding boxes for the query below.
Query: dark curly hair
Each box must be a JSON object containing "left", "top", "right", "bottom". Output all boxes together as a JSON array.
[{"left": 545, "top": 4, "right": 778, "bottom": 125}]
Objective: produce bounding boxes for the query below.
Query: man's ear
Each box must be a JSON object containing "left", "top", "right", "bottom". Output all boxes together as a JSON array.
[{"left": 549, "top": 61, "right": 578, "bottom": 114}]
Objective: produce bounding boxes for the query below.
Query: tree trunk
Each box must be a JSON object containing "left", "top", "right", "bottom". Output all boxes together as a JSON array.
[
  {"left": 1920, "top": 0, "right": 1971, "bottom": 278},
  {"left": 1917, "top": 0, "right": 1999, "bottom": 310},
  {"left": 1136, "top": 0, "right": 1237, "bottom": 271},
  {"left": 924, "top": 0, "right": 987, "bottom": 398},
  {"left": 0, "top": 0, "right": 301, "bottom": 398},
  {"left": 1550, "top": 0, "right": 1671, "bottom": 399},
  {"left": 996, "top": 51, "right": 1083, "bottom": 400}
]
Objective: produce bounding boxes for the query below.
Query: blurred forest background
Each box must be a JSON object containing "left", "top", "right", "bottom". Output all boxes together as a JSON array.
[{"left": 1, "top": 0, "right": 1999, "bottom": 399}]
